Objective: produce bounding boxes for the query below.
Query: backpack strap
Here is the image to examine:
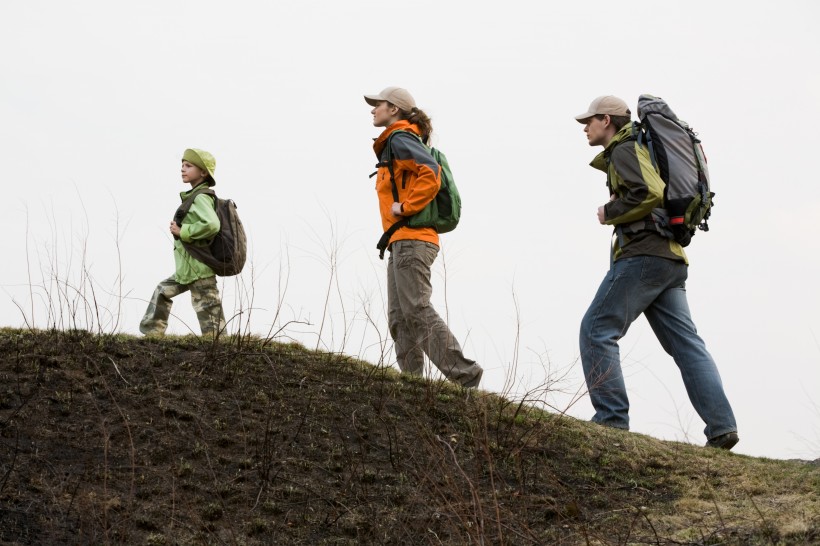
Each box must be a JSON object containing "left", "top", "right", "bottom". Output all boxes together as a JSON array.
[
  {"left": 382, "top": 130, "right": 408, "bottom": 201},
  {"left": 631, "top": 122, "right": 669, "bottom": 234},
  {"left": 173, "top": 187, "right": 216, "bottom": 237},
  {"left": 375, "top": 130, "right": 416, "bottom": 259},
  {"left": 633, "top": 120, "right": 657, "bottom": 171},
  {"left": 605, "top": 134, "right": 673, "bottom": 245},
  {"left": 691, "top": 135, "right": 712, "bottom": 233}
]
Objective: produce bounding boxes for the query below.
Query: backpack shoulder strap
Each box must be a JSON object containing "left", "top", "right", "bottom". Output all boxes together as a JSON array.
[
  {"left": 374, "top": 130, "right": 421, "bottom": 259},
  {"left": 384, "top": 131, "right": 400, "bottom": 202},
  {"left": 604, "top": 133, "right": 637, "bottom": 192},
  {"left": 631, "top": 120, "right": 657, "bottom": 171},
  {"left": 181, "top": 186, "right": 215, "bottom": 204},
  {"left": 380, "top": 130, "right": 422, "bottom": 200},
  {"left": 175, "top": 187, "right": 217, "bottom": 226}
]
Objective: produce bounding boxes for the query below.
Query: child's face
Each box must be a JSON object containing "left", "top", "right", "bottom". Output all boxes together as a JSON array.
[{"left": 181, "top": 160, "right": 208, "bottom": 186}]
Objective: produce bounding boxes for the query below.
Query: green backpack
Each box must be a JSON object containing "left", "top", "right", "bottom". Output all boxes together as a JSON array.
[{"left": 375, "top": 130, "right": 462, "bottom": 259}]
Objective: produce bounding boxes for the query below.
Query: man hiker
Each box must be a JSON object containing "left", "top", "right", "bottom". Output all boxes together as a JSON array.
[{"left": 575, "top": 96, "right": 739, "bottom": 450}]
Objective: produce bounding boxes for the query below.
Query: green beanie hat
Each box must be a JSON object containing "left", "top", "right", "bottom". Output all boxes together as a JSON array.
[{"left": 182, "top": 148, "right": 216, "bottom": 185}]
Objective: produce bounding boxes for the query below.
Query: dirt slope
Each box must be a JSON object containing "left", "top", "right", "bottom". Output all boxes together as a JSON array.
[{"left": 0, "top": 330, "right": 817, "bottom": 545}]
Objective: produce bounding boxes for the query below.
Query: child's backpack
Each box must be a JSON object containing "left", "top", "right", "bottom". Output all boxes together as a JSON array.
[
  {"left": 174, "top": 189, "right": 247, "bottom": 276},
  {"left": 375, "top": 130, "right": 462, "bottom": 259},
  {"left": 635, "top": 94, "right": 714, "bottom": 247}
]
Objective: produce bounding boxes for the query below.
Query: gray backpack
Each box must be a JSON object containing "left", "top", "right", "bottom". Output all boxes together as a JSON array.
[
  {"left": 636, "top": 94, "right": 714, "bottom": 247},
  {"left": 174, "top": 188, "right": 247, "bottom": 276}
]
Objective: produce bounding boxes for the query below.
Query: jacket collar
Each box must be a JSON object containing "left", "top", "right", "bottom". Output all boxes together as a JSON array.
[
  {"left": 590, "top": 123, "right": 635, "bottom": 172},
  {"left": 373, "top": 120, "right": 421, "bottom": 157},
  {"left": 179, "top": 182, "right": 213, "bottom": 201}
]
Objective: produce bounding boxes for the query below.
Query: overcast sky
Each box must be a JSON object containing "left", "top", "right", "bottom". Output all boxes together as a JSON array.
[{"left": 2, "top": 1, "right": 818, "bottom": 460}]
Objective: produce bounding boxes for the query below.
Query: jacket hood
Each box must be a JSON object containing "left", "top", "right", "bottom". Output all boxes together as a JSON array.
[
  {"left": 590, "top": 123, "right": 635, "bottom": 172},
  {"left": 373, "top": 120, "right": 421, "bottom": 157}
]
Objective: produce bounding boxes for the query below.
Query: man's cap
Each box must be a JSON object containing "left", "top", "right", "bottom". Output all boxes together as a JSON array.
[
  {"left": 182, "top": 148, "right": 216, "bottom": 185},
  {"left": 364, "top": 87, "right": 416, "bottom": 112},
  {"left": 575, "top": 96, "right": 631, "bottom": 123}
]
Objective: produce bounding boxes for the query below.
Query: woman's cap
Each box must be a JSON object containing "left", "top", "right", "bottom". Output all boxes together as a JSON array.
[
  {"left": 364, "top": 87, "right": 416, "bottom": 111},
  {"left": 182, "top": 148, "right": 216, "bottom": 185},
  {"left": 575, "top": 96, "right": 631, "bottom": 123}
]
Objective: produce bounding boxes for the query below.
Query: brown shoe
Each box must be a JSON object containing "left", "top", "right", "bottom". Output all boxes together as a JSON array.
[{"left": 705, "top": 432, "right": 739, "bottom": 450}]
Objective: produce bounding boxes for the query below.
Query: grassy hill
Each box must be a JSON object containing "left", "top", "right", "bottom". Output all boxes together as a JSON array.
[{"left": 0, "top": 329, "right": 817, "bottom": 545}]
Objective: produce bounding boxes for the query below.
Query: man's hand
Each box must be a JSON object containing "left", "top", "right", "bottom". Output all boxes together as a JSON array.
[
  {"left": 598, "top": 194, "right": 615, "bottom": 224},
  {"left": 391, "top": 202, "right": 404, "bottom": 217},
  {"left": 170, "top": 221, "right": 181, "bottom": 237}
]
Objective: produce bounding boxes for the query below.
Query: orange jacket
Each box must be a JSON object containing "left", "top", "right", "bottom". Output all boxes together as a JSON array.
[{"left": 373, "top": 121, "right": 440, "bottom": 248}]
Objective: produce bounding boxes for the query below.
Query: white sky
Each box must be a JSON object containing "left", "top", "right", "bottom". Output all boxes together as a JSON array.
[{"left": 2, "top": 1, "right": 818, "bottom": 460}]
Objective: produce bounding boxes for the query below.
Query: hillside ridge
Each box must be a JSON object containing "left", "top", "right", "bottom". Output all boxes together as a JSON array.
[{"left": 0, "top": 329, "right": 817, "bottom": 545}]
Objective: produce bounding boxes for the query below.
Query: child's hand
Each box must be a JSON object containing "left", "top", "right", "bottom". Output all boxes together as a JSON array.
[{"left": 169, "top": 221, "right": 181, "bottom": 238}]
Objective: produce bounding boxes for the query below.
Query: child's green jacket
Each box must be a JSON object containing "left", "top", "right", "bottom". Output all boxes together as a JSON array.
[{"left": 174, "top": 185, "right": 220, "bottom": 284}]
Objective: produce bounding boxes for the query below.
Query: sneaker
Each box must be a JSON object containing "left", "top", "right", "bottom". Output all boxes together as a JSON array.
[{"left": 705, "top": 432, "right": 739, "bottom": 450}]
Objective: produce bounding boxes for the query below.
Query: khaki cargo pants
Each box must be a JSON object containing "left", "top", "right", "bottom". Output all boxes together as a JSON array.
[
  {"left": 139, "top": 275, "right": 226, "bottom": 336},
  {"left": 387, "top": 240, "right": 483, "bottom": 388}
]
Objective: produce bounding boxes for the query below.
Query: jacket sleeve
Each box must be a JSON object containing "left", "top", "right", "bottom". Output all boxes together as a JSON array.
[
  {"left": 180, "top": 194, "right": 220, "bottom": 243},
  {"left": 389, "top": 132, "right": 441, "bottom": 216},
  {"left": 604, "top": 141, "right": 664, "bottom": 225}
]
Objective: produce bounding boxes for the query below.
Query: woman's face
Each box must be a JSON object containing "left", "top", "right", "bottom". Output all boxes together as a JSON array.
[{"left": 371, "top": 101, "right": 399, "bottom": 128}]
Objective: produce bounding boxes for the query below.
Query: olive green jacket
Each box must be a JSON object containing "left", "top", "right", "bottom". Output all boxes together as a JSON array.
[
  {"left": 173, "top": 185, "right": 220, "bottom": 284},
  {"left": 590, "top": 124, "right": 687, "bottom": 263}
]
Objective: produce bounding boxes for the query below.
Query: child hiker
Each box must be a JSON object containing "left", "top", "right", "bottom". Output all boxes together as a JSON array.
[{"left": 139, "top": 148, "right": 226, "bottom": 336}]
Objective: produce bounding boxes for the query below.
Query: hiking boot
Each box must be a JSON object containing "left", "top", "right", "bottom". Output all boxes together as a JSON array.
[{"left": 705, "top": 432, "right": 739, "bottom": 451}]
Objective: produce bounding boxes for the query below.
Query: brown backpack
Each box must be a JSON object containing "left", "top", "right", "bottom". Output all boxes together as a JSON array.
[{"left": 174, "top": 189, "right": 247, "bottom": 276}]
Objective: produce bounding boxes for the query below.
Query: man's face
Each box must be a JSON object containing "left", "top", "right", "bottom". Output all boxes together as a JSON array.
[{"left": 583, "top": 115, "right": 610, "bottom": 147}]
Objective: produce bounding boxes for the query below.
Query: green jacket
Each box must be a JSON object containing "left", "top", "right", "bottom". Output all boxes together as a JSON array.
[
  {"left": 590, "top": 124, "right": 687, "bottom": 263},
  {"left": 173, "top": 185, "right": 220, "bottom": 284}
]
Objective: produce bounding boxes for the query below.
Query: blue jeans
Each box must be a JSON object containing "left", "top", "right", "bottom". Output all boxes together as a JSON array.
[{"left": 579, "top": 256, "right": 736, "bottom": 440}]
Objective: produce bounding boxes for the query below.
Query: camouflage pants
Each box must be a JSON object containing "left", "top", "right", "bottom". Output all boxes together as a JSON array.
[{"left": 139, "top": 275, "right": 226, "bottom": 336}]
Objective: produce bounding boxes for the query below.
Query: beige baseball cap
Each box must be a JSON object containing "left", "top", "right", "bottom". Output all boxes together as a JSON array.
[
  {"left": 364, "top": 87, "right": 416, "bottom": 111},
  {"left": 575, "top": 96, "right": 630, "bottom": 123}
]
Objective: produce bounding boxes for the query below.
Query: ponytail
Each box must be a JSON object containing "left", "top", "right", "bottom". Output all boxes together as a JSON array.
[{"left": 396, "top": 106, "right": 433, "bottom": 145}]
